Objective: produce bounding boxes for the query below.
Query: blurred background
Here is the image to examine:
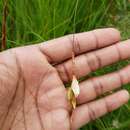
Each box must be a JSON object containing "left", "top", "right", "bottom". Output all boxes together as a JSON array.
[{"left": 0, "top": 0, "right": 130, "bottom": 130}]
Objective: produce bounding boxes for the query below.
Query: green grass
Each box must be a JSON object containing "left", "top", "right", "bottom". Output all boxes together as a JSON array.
[{"left": 0, "top": 0, "right": 130, "bottom": 130}]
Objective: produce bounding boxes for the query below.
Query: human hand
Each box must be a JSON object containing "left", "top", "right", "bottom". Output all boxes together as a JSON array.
[{"left": 0, "top": 28, "right": 130, "bottom": 130}]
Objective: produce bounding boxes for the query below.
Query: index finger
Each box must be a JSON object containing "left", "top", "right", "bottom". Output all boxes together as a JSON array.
[
  {"left": 71, "top": 90, "right": 129, "bottom": 130},
  {"left": 39, "top": 28, "right": 120, "bottom": 63}
]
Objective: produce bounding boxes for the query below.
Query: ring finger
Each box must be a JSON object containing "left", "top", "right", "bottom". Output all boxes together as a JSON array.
[{"left": 56, "top": 40, "right": 130, "bottom": 82}]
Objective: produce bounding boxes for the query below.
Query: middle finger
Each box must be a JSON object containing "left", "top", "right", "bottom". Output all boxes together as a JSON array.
[{"left": 77, "top": 65, "right": 130, "bottom": 104}]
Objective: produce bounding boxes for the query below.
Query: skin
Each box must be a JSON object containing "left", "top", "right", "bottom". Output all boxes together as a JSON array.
[{"left": 0, "top": 28, "right": 130, "bottom": 130}]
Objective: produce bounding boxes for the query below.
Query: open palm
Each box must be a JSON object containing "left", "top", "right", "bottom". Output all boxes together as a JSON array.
[{"left": 0, "top": 28, "right": 130, "bottom": 130}]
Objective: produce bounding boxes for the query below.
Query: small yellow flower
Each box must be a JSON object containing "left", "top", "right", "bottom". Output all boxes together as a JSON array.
[{"left": 67, "top": 75, "right": 80, "bottom": 109}]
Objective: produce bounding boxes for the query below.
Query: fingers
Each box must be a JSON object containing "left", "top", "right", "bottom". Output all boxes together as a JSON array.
[
  {"left": 77, "top": 65, "right": 130, "bottom": 104},
  {"left": 56, "top": 40, "right": 130, "bottom": 82},
  {"left": 71, "top": 90, "right": 129, "bottom": 130},
  {"left": 39, "top": 28, "right": 120, "bottom": 63}
]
